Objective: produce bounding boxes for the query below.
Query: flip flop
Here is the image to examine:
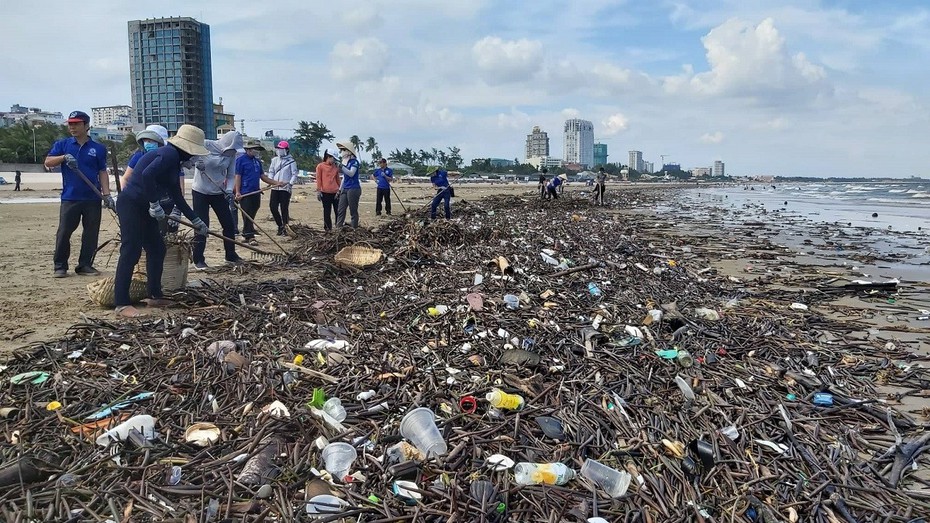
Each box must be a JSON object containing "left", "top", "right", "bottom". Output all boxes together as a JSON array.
[
  {"left": 144, "top": 298, "right": 173, "bottom": 308},
  {"left": 115, "top": 306, "right": 146, "bottom": 318}
]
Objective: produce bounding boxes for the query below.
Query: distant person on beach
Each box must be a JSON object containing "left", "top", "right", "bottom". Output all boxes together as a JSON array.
[
  {"left": 235, "top": 139, "right": 280, "bottom": 244},
  {"left": 44, "top": 110, "right": 112, "bottom": 278},
  {"left": 335, "top": 140, "right": 362, "bottom": 228},
  {"left": 267, "top": 140, "right": 299, "bottom": 236},
  {"left": 538, "top": 169, "right": 547, "bottom": 199},
  {"left": 191, "top": 130, "right": 243, "bottom": 270},
  {"left": 113, "top": 125, "right": 209, "bottom": 318},
  {"left": 429, "top": 166, "right": 461, "bottom": 220},
  {"left": 315, "top": 150, "right": 341, "bottom": 231},
  {"left": 14, "top": 170, "right": 21, "bottom": 191},
  {"left": 123, "top": 125, "right": 181, "bottom": 233},
  {"left": 372, "top": 158, "right": 394, "bottom": 216},
  {"left": 546, "top": 173, "right": 565, "bottom": 200},
  {"left": 595, "top": 167, "right": 607, "bottom": 205}
]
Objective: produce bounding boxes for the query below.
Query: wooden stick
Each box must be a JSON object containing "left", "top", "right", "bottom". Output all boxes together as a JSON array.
[
  {"left": 168, "top": 217, "right": 277, "bottom": 257},
  {"left": 549, "top": 261, "right": 601, "bottom": 278}
]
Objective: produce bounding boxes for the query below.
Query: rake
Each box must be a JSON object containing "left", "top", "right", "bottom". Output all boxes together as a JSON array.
[{"left": 168, "top": 216, "right": 288, "bottom": 262}]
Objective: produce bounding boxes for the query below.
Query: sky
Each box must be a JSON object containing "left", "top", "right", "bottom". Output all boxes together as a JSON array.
[{"left": 2, "top": 0, "right": 928, "bottom": 177}]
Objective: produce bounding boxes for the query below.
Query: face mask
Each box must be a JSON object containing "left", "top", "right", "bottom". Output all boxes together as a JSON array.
[
  {"left": 340, "top": 149, "right": 351, "bottom": 159},
  {"left": 275, "top": 149, "right": 286, "bottom": 157},
  {"left": 143, "top": 142, "right": 158, "bottom": 152}
]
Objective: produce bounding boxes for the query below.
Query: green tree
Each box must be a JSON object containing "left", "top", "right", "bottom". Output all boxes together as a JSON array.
[
  {"left": 350, "top": 135, "right": 362, "bottom": 156},
  {"left": 290, "top": 120, "right": 333, "bottom": 158},
  {"left": 364, "top": 137, "right": 379, "bottom": 161}
]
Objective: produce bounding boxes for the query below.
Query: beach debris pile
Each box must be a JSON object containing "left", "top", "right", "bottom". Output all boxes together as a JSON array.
[{"left": 2, "top": 192, "right": 929, "bottom": 521}]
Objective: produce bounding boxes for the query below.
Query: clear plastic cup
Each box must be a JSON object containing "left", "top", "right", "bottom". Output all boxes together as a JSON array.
[
  {"left": 321, "top": 442, "right": 357, "bottom": 480},
  {"left": 580, "top": 459, "right": 632, "bottom": 498},
  {"left": 305, "top": 494, "right": 346, "bottom": 514},
  {"left": 399, "top": 407, "right": 448, "bottom": 457},
  {"left": 322, "top": 398, "right": 347, "bottom": 422}
]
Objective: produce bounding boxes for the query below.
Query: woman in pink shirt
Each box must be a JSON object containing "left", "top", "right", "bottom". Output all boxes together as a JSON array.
[{"left": 315, "top": 151, "right": 341, "bottom": 231}]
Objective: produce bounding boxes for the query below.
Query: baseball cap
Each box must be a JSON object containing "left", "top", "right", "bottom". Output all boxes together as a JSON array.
[{"left": 67, "top": 111, "right": 90, "bottom": 124}]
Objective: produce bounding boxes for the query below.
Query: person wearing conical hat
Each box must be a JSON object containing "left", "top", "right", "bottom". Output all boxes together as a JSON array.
[
  {"left": 335, "top": 139, "right": 362, "bottom": 229},
  {"left": 113, "top": 124, "right": 211, "bottom": 318},
  {"left": 546, "top": 173, "right": 566, "bottom": 200},
  {"left": 122, "top": 125, "right": 184, "bottom": 232}
]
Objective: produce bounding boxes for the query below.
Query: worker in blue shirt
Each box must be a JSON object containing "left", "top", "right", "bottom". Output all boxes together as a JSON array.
[
  {"left": 122, "top": 125, "right": 184, "bottom": 232},
  {"left": 234, "top": 139, "right": 280, "bottom": 244},
  {"left": 44, "top": 110, "right": 113, "bottom": 278},
  {"left": 113, "top": 125, "right": 210, "bottom": 318},
  {"left": 428, "top": 167, "right": 461, "bottom": 220},
  {"left": 335, "top": 140, "right": 362, "bottom": 228},
  {"left": 546, "top": 173, "right": 566, "bottom": 200},
  {"left": 372, "top": 158, "right": 394, "bottom": 216}
]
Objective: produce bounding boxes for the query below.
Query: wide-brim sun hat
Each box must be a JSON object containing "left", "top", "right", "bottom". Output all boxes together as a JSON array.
[
  {"left": 135, "top": 130, "right": 164, "bottom": 147},
  {"left": 335, "top": 140, "right": 357, "bottom": 157},
  {"left": 167, "top": 124, "right": 210, "bottom": 156},
  {"left": 243, "top": 138, "right": 265, "bottom": 150},
  {"left": 558, "top": 174, "right": 567, "bottom": 180},
  {"left": 146, "top": 125, "right": 169, "bottom": 144}
]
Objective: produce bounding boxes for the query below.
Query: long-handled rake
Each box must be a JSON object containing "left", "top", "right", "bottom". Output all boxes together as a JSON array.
[
  {"left": 202, "top": 174, "right": 289, "bottom": 256},
  {"left": 168, "top": 216, "right": 286, "bottom": 262}
]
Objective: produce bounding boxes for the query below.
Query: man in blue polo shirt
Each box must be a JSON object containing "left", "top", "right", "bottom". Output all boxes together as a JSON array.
[
  {"left": 372, "top": 158, "right": 394, "bottom": 216},
  {"left": 428, "top": 166, "right": 461, "bottom": 220},
  {"left": 234, "top": 139, "right": 279, "bottom": 244},
  {"left": 44, "top": 110, "right": 113, "bottom": 278}
]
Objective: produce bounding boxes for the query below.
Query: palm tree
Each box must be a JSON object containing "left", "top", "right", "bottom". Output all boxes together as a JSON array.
[
  {"left": 365, "top": 137, "right": 378, "bottom": 161},
  {"left": 349, "top": 135, "right": 362, "bottom": 156}
]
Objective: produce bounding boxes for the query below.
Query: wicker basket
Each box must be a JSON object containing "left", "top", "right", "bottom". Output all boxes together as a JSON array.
[
  {"left": 87, "top": 277, "right": 148, "bottom": 308},
  {"left": 334, "top": 245, "right": 383, "bottom": 268},
  {"left": 134, "top": 243, "right": 190, "bottom": 291}
]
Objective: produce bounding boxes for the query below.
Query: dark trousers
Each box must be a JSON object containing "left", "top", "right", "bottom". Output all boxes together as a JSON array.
[
  {"left": 321, "top": 192, "right": 336, "bottom": 231},
  {"left": 430, "top": 187, "right": 452, "bottom": 219},
  {"left": 269, "top": 190, "right": 291, "bottom": 228},
  {"left": 239, "top": 193, "right": 261, "bottom": 239},
  {"left": 375, "top": 187, "right": 392, "bottom": 215},
  {"left": 336, "top": 188, "right": 361, "bottom": 228},
  {"left": 114, "top": 197, "right": 165, "bottom": 306},
  {"left": 192, "top": 190, "right": 237, "bottom": 264},
  {"left": 546, "top": 187, "right": 559, "bottom": 200},
  {"left": 14, "top": 181, "right": 20, "bottom": 191},
  {"left": 54, "top": 200, "right": 101, "bottom": 271},
  {"left": 538, "top": 183, "right": 545, "bottom": 199},
  {"left": 595, "top": 183, "right": 606, "bottom": 204}
]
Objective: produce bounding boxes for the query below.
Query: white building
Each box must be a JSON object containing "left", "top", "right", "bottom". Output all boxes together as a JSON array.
[
  {"left": 525, "top": 126, "right": 549, "bottom": 161},
  {"left": 713, "top": 160, "right": 725, "bottom": 177},
  {"left": 0, "top": 104, "right": 64, "bottom": 128},
  {"left": 643, "top": 161, "right": 654, "bottom": 173},
  {"left": 628, "top": 150, "right": 644, "bottom": 172},
  {"left": 692, "top": 167, "right": 711, "bottom": 177},
  {"left": 527, "top": 156, "right": 563, "bottom": 170},
  {"left": 92, "top": 105, "right": 133, "bottom": 127},
  {"left": 563, "top": 119, "right": 594, "bottom": 168}
]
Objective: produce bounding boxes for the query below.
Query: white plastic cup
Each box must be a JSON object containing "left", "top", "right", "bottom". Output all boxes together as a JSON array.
[
  {"left": 322, "top": 397, "right": 347, "bottom": 422},
  {"left": 321, "top": 442, "right": 357, "bottom": 480},
  {"left": 580, "top": 459, "right": 632, "bottom": 498},
  {"left": 399, "top": 407, "right": 448, "bottom": 457},
  {"left": 95, "top": 415, "right": 157, "bottom": 447}
]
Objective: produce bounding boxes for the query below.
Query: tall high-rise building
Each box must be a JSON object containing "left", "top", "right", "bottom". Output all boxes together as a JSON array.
[
  {"left": 564, "top": 118, "right": 594, "bottom": 168},
  {"left": 525, "top": 126, "right": 549, "bottom": 160},
  {"left": 128, "top": 17, "right": 214, "bottom": 137},
  {"left": 593, "top": 142, "right": 608, "bottom": 167},
  {"left": 713, "top": 160, "right": 725, "bottom": 177},
  {"left": 628, "top": 150, "right": 644, "bottom": 172},
  {"left": 643, "top": 161, "right": 654, "bottom": 173}
]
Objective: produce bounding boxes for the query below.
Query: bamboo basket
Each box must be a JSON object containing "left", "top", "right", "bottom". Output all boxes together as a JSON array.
[
  {"left": 334, "top": 245, "right": 383, "bottom": 268},
  {"left": 87, "top": 277, "right": 148, "bottom": 308},
  {"left": 134, "top": 242, "right": 190, "bottom": 291}
]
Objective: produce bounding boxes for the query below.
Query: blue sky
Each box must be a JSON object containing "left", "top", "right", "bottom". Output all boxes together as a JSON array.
[{"left": 2, "top": 0, "right": 928, "bottom": 177}]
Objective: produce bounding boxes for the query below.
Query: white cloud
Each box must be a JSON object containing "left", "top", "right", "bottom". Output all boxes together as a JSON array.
[
  {"left": 472, "top": 36, "right": 544, "bottom": 83},
  {"left": 561, "top": 108, "right": 581, "bottom": 119},
  {"left": 700, "top": 131, "right": 724, "bottom": 143},
  {"left": 330, "top": 38, "right": 390, "bottom": 81},
  {"left": 665, "top": 18, "right": 830, "bottom": 103},
  {"left": 601, "top": 113, "right": 629, "bottom": 135}
]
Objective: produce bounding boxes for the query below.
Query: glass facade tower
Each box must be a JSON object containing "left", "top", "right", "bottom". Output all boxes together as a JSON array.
[{"left": 128, "top": 17, "right": 215, "bottom": 137}]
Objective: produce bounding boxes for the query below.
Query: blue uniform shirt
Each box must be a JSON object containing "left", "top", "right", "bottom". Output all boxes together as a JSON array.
[
  {"left": 121, "top": 145, "right": 197, "bottom": 220},
  {"left": 236, "top": 154, "right": 263, "bottom": 193},
  {"left": 340, "top": 158, "right": 361, "bottom": 190},
  {"left": 548, "top": 177, "right": 563, "bottom": 189},
  {"left": 430, "top": 170, "right": 450, "bottom": 188},
  {"left": 129, "top": 149, "right": 184, "bottom": 177},
  {"left": 373, "top": 167, "right": 394, "bottom": 189},
  {"left": 48, "top": 137, "right": 108, "bottom": 201}
]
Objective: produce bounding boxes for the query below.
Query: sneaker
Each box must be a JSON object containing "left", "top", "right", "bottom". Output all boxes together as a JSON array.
[
  {"left": 53, "top": 269, "right": 67, "bottom": 278},
  {"left": 75, "top": 266, "right": 101, "bottom": 276},
  {"left": 193, "top": 261, "right": 209, "bottom": 271},
  {"left": 247, "top": 238, "right": 259, "bottom": 246}
]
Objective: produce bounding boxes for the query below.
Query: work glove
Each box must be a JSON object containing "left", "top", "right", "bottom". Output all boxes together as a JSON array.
[
  {"left": 195, "top": 159, "right": 206, "bottom": 172},
  {"left": 316, "top": 191, "right": 323, "bottom": 202},
  {"left": 191, "top": 217, "right": 209, "bottom": 236},
  {"left": 224, "top": 191, "right": 235, "bottom": 205},
  {"left": 149, "top": 202, "right": 166, "bottom": 221},
  {"left": 63, "top": 154, "right": 78, "bottom": 170},
  {"left": 335, "top": 189, "right": 343, "bottom": 199},
  {"left": 103, "top": 195, "right": 116, "bottom": 210}
]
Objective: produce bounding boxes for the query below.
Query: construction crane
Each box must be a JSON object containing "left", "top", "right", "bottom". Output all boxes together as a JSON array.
[{"left": 238, "top": 118, "right": 290, "bottom": 135}]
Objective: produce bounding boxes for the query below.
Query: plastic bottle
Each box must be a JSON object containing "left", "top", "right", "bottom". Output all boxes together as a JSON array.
[
  {"left": 486, "top": 389, "right": 525, "bottom": 411},
  {"left": 675, "top": 375, "right": 696, "bottom": 401},
  {"left": 540, "top": 253, "right": 559, "bottom": 266},
  {"left": 587, "top": 283, "right": 602, "bottom": 296},
  {"left": 513, "top": 462, "right": 575, "bottom": 486},
  {"left": 503, "top": 294, "right": 520, "bottom": 309},
  {"left": 677, "top": 350, "right": 694, "bottom": 368}
]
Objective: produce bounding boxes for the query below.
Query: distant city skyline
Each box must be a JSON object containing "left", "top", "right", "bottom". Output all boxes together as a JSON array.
[{"left": 2, "top": 1, "right": 928, "bottom": 177}]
